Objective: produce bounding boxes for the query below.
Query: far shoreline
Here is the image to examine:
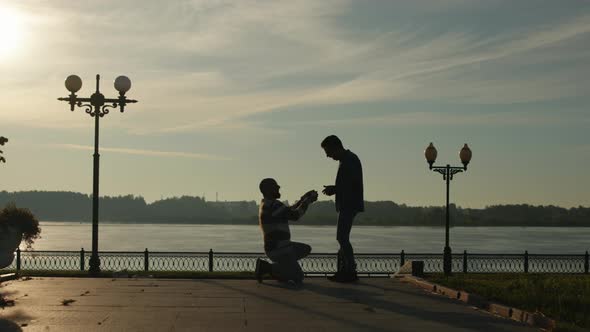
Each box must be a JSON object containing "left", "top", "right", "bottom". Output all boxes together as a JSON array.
[{"left": 38, "top": 220, "right": 590, "bottom": 227}]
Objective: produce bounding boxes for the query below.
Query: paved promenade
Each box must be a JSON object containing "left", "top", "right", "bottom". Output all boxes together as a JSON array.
[{"left": 0, "top": 277, "right": 538, "bottom": 332}]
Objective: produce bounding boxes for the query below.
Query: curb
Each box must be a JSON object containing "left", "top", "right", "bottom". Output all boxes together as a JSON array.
[
  {"left": 400, "top": 275, "right": 556, "bottom": 331},
  {"left": 0, "top": 273, "right": 17, "bottom": 282}
]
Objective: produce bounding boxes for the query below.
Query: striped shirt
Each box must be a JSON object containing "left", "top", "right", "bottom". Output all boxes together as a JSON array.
[{"left": 259, "top": 198, "right": 306, "bottom": 253}]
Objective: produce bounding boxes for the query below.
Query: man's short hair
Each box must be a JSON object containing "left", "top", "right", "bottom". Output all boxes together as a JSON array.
[
  {"left": 259, "top": 178, "right": 277, "bottom": 195},
  {"left": 321, "top": 135, "right": 343, "bottom": 149}
]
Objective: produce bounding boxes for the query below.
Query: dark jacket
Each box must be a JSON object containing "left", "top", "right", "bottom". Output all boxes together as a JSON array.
[{"left": 335, "top": 150, "right": 364, "bottom": 213}]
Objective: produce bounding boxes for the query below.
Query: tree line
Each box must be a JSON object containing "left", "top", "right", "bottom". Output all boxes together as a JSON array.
[{"left": 0, "top": 190, "right": 588, "bottom": 226}]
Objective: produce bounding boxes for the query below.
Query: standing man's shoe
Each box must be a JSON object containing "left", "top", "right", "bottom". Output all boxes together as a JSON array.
[{"left": 327, "top": 272, "right": 342, "bottom": 282}]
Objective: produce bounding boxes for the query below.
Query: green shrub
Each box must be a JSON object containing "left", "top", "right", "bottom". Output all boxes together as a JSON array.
[{"left": 0, "top": 203, "right": 41, "bottom": 248}]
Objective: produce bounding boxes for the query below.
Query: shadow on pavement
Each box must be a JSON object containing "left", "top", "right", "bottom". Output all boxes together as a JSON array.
[
  {"left": 0, "top": 319, "right": 23, "bottom": 332},
  {"left": 304, "top": 281, "right": 534, "bottom": 332},
  {"left": 203, "top": 279, "right": 393, "bottom": 332}
]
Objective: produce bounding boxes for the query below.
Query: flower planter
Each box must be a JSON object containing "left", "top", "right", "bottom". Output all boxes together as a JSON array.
[{"left": 0, "top": 226, "right": 23, "bottom": 269}]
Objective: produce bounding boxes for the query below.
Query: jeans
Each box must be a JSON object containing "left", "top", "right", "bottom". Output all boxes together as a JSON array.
[
  {"left": 266, "top": 242, "right": 311, "bottom": 282},
  {"left": 337, "top": 209, "right": 358, "bottom": 273}
]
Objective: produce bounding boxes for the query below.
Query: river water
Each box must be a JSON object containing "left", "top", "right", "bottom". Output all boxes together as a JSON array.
[{"left": 25, "top": 222, "right": 590, "bottom": 254}]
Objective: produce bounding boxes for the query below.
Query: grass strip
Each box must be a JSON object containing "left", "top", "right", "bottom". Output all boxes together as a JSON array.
[{"left": 426, "top": 273, "right": 590, "bottom": 332}]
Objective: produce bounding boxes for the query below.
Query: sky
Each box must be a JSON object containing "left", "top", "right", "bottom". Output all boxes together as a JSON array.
[{"left": 0, "top": 0, "right": 589, "bottom": 208}]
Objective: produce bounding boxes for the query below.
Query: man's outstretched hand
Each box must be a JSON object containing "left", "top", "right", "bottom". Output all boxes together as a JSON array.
[
  {"left": 322, "top": 185, "right": 336, "bottom": 196},
  {"left": 300, "top": 190, "right": 319, "bottom": 204},
  {"left": 294, "top": 190, "right": 318, "bottom": 212}
]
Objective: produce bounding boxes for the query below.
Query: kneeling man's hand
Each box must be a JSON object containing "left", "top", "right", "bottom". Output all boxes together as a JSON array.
[
  {"left": 301, "top": 190, "right": 318, "bottom": 203},
  {"left": 322, "top": 185, "right": 336, "bottom": 196}
]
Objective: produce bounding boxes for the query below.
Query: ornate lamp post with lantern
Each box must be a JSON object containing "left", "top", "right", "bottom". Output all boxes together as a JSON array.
[
  {"left": 58, "top": 74, "right": 137, "bottom": 275},
  {"left": 424, "top": 143, "right": 472, "bottom": 276},
  {"left": 0, "top": 136, "right": 7, "bottom": 164}
]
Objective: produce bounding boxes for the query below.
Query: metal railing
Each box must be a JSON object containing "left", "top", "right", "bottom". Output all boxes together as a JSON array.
[{"left": 2, "top": 249, "right": 589, "bottom": 275}]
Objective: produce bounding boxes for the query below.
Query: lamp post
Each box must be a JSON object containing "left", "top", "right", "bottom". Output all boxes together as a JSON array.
[
  {"left": 58, "top": 74, "right": 137, "bottom": 275},
  {"left": 0, "top": 136, "right": 7, "bottom": 164},
  {"left": 425, "top": 142, "right": 472, "bottom": 276}
]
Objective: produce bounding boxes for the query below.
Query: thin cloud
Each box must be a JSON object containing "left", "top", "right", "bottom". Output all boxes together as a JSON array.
[
  {"left": 142, "top": 11, "right": 590, "bottom": 133},
  {"left": 284, "top": 109, "right": 588, "bottom": 128},
  {"left": 49, "top": 144, "right": 232, "bottom": 161}
]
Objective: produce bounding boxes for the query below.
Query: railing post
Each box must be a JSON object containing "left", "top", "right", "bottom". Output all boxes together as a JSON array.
[
  {"left": 524, "top": 250, "right": 529, "bottom": 273},
  {"left": 144, "top": 248, "right": 149, "bottom": 272},
  {"left": 463, "top": 250, "right": 468, "bottom": 273},
  {"left": 585, "top": 251, "right": 589, "bottom": 274},
  {"left": 80, "top": 248, "right": 85, "bottom": 271},
  {"left": 16, "top": 248, "right": 21, "bottom": 272},
  {"left": 209, "top": 249, "right": 214, "bottom": 272},
  {"left": 400, "top": 250, "right": 405, "bottom": 267}
]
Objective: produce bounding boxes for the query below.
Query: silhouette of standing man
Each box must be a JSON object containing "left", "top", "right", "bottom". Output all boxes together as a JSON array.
[{"left": 321, "top": 135, "right": 364, "bottom": 282}]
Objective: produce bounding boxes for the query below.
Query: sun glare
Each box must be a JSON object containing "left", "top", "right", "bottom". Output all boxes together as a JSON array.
[{"left": 0, "top": 7, "right": 24, "bottom": 59}]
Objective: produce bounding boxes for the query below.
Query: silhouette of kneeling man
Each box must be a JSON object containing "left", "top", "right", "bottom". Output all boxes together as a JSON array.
[{"left": 256, "top": 178, "right": 318, "bottom": 285}]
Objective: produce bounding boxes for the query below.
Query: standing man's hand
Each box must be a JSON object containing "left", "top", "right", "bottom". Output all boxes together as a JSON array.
[{"left": 322, "top": 185, "right": 336, "bottom": 196}]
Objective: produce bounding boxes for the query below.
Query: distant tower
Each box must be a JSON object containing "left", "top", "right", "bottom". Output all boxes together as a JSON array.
[{"left": 216, "top": 192, "right": 218, "bottom": 202}]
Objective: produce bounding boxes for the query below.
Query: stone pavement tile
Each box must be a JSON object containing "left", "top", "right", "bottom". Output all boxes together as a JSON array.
[
  {"left": 134, "top": 296, "right": 244, "bottom": 312},
  {"left": 245, "top": 299, "right": 374, "bottom": 315},
  {"left": 174, "top": 325, "right": 246, "bottom": 332},
  {"left": 18, "top": 324, "right": 109, "bottom": 332},
  {"left": 245, "top": 306, "right": 406, "bottom": 331},
  {"left": 1, "top": 308, "right": 112, "bottom": 330},
  {"left": 23, "top": 310, "right": 109, "bottom": 326},
  {"left": 192, "top": 297, "right": 244, "bottom": 308},
  {"left": 318, "top": 318, "right": 444, "bottom": 332},
  {"left": 174, "top": 312, "right": 246, "bottom": 332},
  {"left": 97, "top": 310, "right": 177, "bottom": 331},
  {"left": 244, "top": 312, "right": 331, "bottom": 321},
  {"left": 13, "top": 295, "right": 138, "bottom": 307},
  {"left": 172, "top": 306, "right": 244, "bottom": 313},
  {"left": 244, "top": 319, "right": 333, "bottom": 332}
]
